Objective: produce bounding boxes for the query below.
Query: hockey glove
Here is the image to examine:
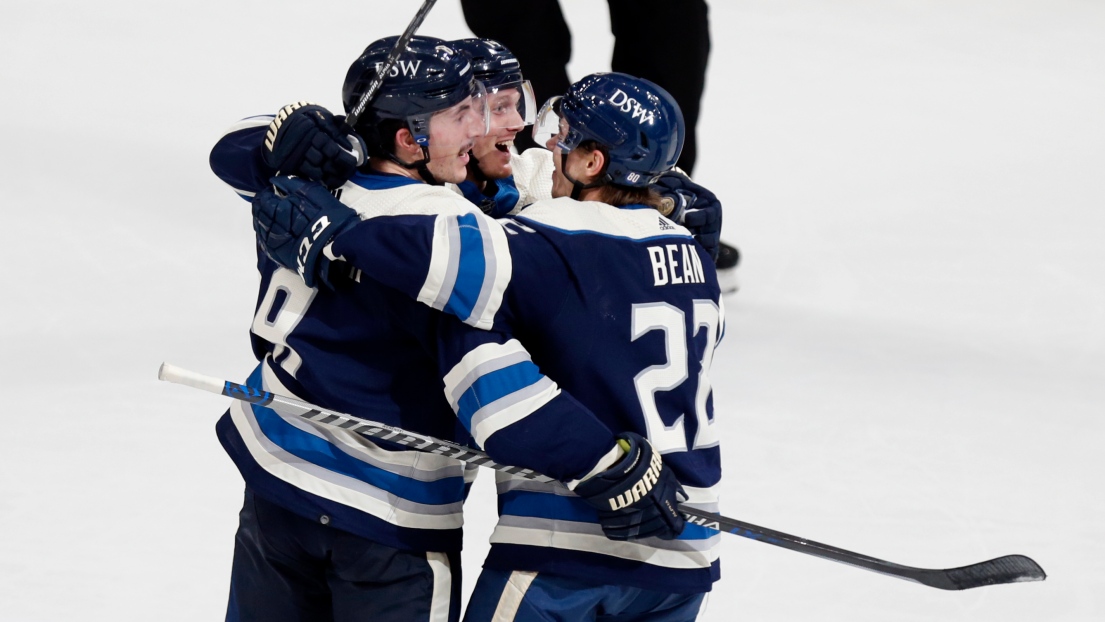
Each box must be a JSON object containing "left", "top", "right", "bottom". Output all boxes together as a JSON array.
[
  {"left": 653, "top": 170, "right": 722, "bottom": 261},
  {"left": 574, "top": 432, "right": 687, "bottom": 541},
  {"left": 263, "top": 102, "right": 366, "bottom": 189},
  {"left": 252, "top": 175, "right": 360, "bottom": 288}
]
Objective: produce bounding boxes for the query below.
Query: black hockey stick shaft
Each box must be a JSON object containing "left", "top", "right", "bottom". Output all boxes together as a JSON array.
[
  {"left": 159, "top": 363, "right": 1045, "bottom": 590},
  {"left": 683, "top": 508, "right": 1044, "bottom": 590},
  {"left": 344, "top": 0, "right": 438, "bottom": 129}
]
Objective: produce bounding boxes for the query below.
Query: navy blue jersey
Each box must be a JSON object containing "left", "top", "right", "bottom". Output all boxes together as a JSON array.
[
  {"left": 210, "top": 119, "right": 619, "bottom": 553},
  {"left": 330, "top": 197, "right": 725, "bottom": 593}
]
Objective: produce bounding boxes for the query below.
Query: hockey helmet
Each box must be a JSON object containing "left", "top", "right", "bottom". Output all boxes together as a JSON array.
[
  {"left": 342, "top": 35, "right": 488, "bottom": 151},
  {"left": 533, "top": 72, "right": 684, "bottom": 187}
]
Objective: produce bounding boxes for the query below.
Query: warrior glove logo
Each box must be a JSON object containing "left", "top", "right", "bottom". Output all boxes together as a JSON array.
[
  {"left": 608, "top": 451, "right": 664, "bottom": 511},
  {"left": 607, "top": 89, "right": 656, "bottom": 125}
]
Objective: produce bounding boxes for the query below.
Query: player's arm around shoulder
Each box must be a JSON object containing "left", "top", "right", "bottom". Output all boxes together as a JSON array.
[
  {"left": 332, "top": 192, "right": 523, "bottom": 331},
  {"left": 209, "top": 115, "right": 274, "bottom": 199}
]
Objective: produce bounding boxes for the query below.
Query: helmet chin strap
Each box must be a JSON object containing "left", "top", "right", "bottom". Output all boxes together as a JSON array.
[
  {"left": 388, "top": 145, "right": 442, "bottom": 186},
  {"left": 560, "top": 151, "right": 608, "bottom": 200}
]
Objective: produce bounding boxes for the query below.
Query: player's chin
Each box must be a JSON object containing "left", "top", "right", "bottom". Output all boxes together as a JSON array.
[
  {"left": 550, "top": 177, "right": 569, "bottom": 199},
  {"left": 448, "top": 158, "right": 471, "bottom": 184},
  {"left": 481, "top": 162, "right": 512, "bottom": 180}
]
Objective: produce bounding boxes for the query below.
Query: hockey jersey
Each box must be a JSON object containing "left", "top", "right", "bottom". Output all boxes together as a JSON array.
[
  {"left": 328, "top": 196, "right": 725, "bottom": 594},
  {"left": 210, "top": 119, "right": 619, "bottom": 553}
]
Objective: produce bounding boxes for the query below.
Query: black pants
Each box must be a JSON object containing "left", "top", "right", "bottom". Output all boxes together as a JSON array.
[
  {"left": 461, "top": 0, "right": 711, "bottom": 174},
  {"left": 225, "top": 489, "right": 461, "bottom": 622}
]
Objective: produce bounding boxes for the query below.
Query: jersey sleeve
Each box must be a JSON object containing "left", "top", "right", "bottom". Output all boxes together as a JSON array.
[
  {"left": 431, "top": 312, "right": 620, "bottom": 483},
  {"left": 208, "top": 116, "right": 275, "bottom": 200}
]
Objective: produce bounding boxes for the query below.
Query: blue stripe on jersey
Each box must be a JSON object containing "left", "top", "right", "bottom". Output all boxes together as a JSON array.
[
  {"left": 455, "top": 359, "right": 544, "bottom": 430},
  {"left": 251, "top": 403, "right": 467, "bottom": 506},
  {"left": 499, "top": 489, "right": 595, "bottom": 522},
  {"left": 499, "top": 490, "right": 717, "bottom": 541},
  {"left": 444, "top": 213, "right": 487, "bottom": 322},
  {"left": 216, "top": 413, "right": 463, "bottom": 552}
]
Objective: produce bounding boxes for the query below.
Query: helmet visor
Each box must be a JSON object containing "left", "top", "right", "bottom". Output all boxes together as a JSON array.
[
  {"left": 486, "top": 79, "right": 536, "bottom": 130},
  {"left": 531, "top": 96, "right": 585, "bottom": 153}
]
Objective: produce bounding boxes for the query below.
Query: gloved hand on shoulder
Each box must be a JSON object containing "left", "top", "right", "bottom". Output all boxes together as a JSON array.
[
  {"left": 252, "top": 175, "right": 360, "bottom": 288},
  {"left": 263, "top": 102, "right": 366, "bottom": 189},
  {"left": 653, "top": 169, "right": 722, "bottom": 261}
]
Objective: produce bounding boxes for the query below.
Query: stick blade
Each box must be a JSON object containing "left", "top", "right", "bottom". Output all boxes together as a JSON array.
[{"left": 920, "top": 554, "right": 1046, "bottom": 590}]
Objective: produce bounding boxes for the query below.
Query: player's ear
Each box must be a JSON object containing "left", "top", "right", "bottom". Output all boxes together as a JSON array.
[
  {"left": 582, "top": 147, "right": 606, "bottom": 182},
  {"left": 394, "top": 128, "right": 421, "bottom": 163}
]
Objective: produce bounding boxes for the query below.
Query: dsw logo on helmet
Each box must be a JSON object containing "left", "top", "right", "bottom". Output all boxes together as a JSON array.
[
  {"left": 607, "top": 89, "right": 656, "bottom": 126},
  {"left": 373, "top": 60, "right": 423, "bottom": 78}
]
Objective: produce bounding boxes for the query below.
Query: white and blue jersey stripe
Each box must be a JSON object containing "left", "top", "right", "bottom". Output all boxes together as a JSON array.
[
  {"left": 442, "top": 339, "right": 561, "bottom": 448},
  {"left": 216, "top": 363, "right": 476, "bottom": 552},
  {"left": 417, "top": 211, "right": 513, "bottom": 331}
]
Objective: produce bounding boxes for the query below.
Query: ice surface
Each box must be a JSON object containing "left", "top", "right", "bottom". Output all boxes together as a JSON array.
[{"left": 2, "top": 1, "right": 1102, "bottom": 620}]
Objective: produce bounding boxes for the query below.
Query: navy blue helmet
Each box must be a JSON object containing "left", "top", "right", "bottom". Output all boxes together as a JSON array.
[
  {"left": 343, "top": 35, "right": 483, "bottom": 149},
  {"left": 536, "top": 72, "right": 685, "bottom": 188},
  {"left": 450, "top": 38, "right": 522, "bottom": 89}
]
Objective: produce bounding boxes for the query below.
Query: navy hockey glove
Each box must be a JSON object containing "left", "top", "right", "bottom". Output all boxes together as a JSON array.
[
  {"left": 574, "top": 432, "right": 687, "bottom": 541},
  {"left": 263, "top": 102, "right": 366, "bottom": 189},
  {"left": 653, "top": 170, "right": 722, "bottom": 261},
  {"left": 252, "top": 176, "right": 359, "bottom": 288}
]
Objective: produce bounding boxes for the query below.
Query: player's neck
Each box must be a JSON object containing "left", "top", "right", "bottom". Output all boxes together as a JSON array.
[
  {"left": 370, "top": 158, "right": 424, "bottom": 182},
  {"left": 576, "top": 186, "right": 605, "bottom": 203}
]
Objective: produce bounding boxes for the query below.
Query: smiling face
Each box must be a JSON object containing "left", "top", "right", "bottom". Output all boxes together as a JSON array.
[
  {"left": 424, "top": 96, "right": 487, "bottom": 184},
  {"left": 470, "top": 88, "right": 525, "bottom": 180}
]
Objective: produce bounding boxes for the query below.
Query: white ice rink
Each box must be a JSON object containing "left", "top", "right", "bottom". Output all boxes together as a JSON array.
[{"left": 2, "top": 1, "right": 1103, "bottom": 620}]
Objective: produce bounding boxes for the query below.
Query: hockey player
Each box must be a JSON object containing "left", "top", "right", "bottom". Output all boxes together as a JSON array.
[
  {"left": 211, "top": 36, "right": 687, "bottom": 622},
  {"left": 448, "top": 38, "right": 541, "bottom": 216},
  {"left": 252, "top": 73, "right": 723, "bottom": 621}
]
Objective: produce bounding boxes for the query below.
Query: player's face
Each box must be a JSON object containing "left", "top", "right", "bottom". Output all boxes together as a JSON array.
[
  {"left": 426, "top": 95, "right": 488, "bottom": 184},
  {"left": 470, "top": 88, "right": 525, "bottom": 180}
]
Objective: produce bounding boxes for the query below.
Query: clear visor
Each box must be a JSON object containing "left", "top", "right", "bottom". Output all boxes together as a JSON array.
[
  {"left": 531, "top": 95, "right": 584, "bottom": 152},
  {"left": 413, "top": 81, "right": 489, "bottom": 151},
  {"left": 485, "top": 80, "right": 536, "bottom": 130}
]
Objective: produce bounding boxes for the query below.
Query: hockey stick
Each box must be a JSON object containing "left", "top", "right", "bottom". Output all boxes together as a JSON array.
[
  {"left": 344, "top": 0, "right": 439, "bottom": 129},
  {"left": 159, "top": 362, "right": 1045, "bottom": 590}
]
